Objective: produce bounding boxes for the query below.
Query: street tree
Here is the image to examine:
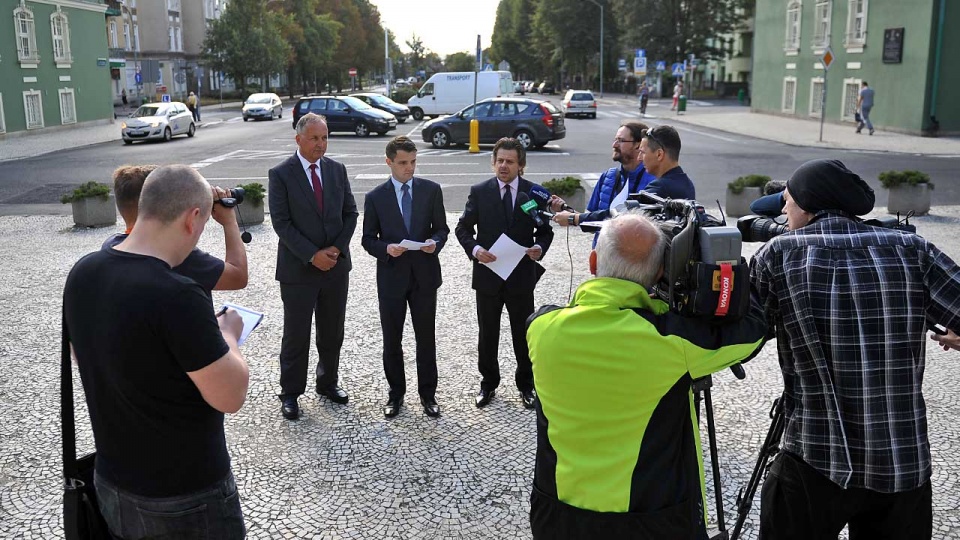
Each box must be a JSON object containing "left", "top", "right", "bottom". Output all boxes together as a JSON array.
[
  {"left": 405, "top": 34, "right": 426, "bottom": 75},
  {"left": 490, "top": 0, "right": 538, "bottom": 79},
  {"left": 444, "top": 52, "right": 475, "bottom": 72},
  {"left": 276, "top": 0, "right": 342, "bottom": 97}
]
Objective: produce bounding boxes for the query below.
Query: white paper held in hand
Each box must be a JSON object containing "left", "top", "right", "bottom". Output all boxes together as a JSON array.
[
  {"left": 398, "top": 239, "right": 429, "bottom": 250},
  {"left": 481, "top": 234, "right": 528, "bottom": 281},
  {"left": 221, "top": 303, "right": 264, "bottom": 346}
]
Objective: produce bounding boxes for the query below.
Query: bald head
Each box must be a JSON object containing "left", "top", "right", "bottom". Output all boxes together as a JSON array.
[
  {"left": 138, "top": 165, "right": 212, "bottom": 224},
  {"left": 594, "top": 213, "right": 666, "bottom": 288}
]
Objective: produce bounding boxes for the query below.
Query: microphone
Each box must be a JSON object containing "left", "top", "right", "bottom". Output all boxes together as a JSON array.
[
  {"left": 531, "top": 184, "right": 574, "bottom": 212},
  {"left": 517, "top": 192, "right": 545, "bottom": 227}
]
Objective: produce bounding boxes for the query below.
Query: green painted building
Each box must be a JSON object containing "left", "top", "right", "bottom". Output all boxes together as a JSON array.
[
  {"left": 751, "top": 0, "right": 957, "bottom": 135},
  {"left": 0, "top": 0, "right": 111, "bottom": 137}
]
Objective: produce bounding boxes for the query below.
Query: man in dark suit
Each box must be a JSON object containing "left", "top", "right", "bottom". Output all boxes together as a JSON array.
[
  {"left": 455, "top": 137, "right": 554, "bottom": 409},
  {"left": 361, "top": 136, "right": 449, "bottom": 419},
  {"left": 269, "top": 113, "right": 359, "bottom": 420}
]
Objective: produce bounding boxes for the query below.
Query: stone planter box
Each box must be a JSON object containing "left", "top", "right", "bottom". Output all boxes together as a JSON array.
[
  {"left": 70, "top": 195, "right": 116, "bottom": 228},
  {"left": 236, "top": 200, "right": 265, "bottom": 225},
  {"left": 887, "top": 184, "right": 932, "bottom": 216},
  {"left": 564, "top": 187, "right": 586, "bottom": 213},
  {"left": 725, "top": 186, "right": 762, "bottom": 217}
]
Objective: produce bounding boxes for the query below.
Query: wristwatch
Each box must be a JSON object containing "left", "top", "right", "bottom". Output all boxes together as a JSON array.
[{"left": 567, "top": 214, "right": 576, "bottom": 226}]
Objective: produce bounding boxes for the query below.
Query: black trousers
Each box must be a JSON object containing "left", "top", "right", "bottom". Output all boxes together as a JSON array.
[
  {"left": 278, "top": 275, "right": 349, "bottom": 398},
  {"left": 476, "top": 289, "right": 534, "bottom": 392},
  {"left": 379, "top": 283, "right": 438, "bottom": 402},
  {"left": 760, "top": 452, "right": 932, "bottom": 540}
]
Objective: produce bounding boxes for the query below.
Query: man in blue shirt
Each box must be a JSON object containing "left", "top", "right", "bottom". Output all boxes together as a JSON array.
[
  {"left": 856, "top": 81, "right": 876, "bottom": 135},
  {"left": 639, "top": 125, "right": 696, "bottom": 201}
]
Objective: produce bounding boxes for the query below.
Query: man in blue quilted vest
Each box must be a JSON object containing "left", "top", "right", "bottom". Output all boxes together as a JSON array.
[{"left": 552, "top": 121, "right": 656, "bottom": 245}]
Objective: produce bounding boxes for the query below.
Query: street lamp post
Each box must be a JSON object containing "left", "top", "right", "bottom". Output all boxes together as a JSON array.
[{"left": 586, "top": 0, "right": 603, "bottom": 98}]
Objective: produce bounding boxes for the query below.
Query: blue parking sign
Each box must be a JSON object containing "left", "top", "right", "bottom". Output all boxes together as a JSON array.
[{"left": 135, "top": 71, "right": 142, "bottom": 85}]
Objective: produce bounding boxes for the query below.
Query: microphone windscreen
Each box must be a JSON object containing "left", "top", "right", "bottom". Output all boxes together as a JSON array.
[{"left": 529, "top": 184, "right": 551, "bottom": 205}]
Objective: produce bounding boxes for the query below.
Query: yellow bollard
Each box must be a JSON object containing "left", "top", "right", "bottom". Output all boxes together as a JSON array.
[{"left": 469, "top": 119, "right": 480, "bottom": 153}]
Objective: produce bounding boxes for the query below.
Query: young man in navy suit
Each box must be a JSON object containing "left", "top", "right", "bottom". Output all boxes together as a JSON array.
[
  {"left": 455, "top": 137, "right": 554, "bottom": 409},
  {"left": 361, "top": 136, "right": 449, "bottom": 418}
]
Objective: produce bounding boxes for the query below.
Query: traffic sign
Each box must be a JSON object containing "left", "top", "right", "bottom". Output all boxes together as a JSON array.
[
  {"left": 671, "top": 62, "right": 685, "bottom": 77},
  {"left": 161, "top": 94, "right": 171, "bottom": 103},
  {"left": 135, "top": 72, "right": 142, "bottom": 85},
  {"left": 618, "top": 58, "right": 627, "bottom": 71},
  {"left": 348, "top": 67, "right": 357, "bottom": 77},
  {"left": 636, "top": 49, "right": 646, "bottom": 58},
  {"left": 633, "top": 56, "right": 647, "bottom": 76},
  {"left": 820, "top": 47, "right": 835, "bottom": 70},
  {"left": 656, "top": 61, "right": 666, "bottom": 72},
  {"left": 484, "top": 63, "right": 494, "bottom": 71}
]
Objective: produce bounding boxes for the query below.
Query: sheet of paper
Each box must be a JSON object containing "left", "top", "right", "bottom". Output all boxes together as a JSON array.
[
  {"left": 481, "top": 234, "right": 529, "bottom": 281},
  {"left": 398, "top": 239, "right": 428, "bottom": 250},
  {"left": 222, "top": 303, "right": 265, "bottom": 346}
]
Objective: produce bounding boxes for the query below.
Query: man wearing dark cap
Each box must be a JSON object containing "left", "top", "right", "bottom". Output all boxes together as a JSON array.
[
  {"left": 638, "top": 125, "right": 695, "bottom": 200},
  {"left": 749, "top": 159, "right": 960, "bottom": 539}
]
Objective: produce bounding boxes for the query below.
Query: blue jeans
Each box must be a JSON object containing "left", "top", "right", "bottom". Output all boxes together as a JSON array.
[
  {"left": 95, "top": 471, "right": 245, "bottom": 539},
  {"left": 859, "top": 106, "right": 874, "bottom": 131}
]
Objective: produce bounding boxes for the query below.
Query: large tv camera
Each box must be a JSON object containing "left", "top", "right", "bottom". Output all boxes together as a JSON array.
[
  {"left": 736, "top": 213, "right": 916, "bottom": 243},
  {"left": 583, "top": 191, "right": 749, "bottom": 321}
]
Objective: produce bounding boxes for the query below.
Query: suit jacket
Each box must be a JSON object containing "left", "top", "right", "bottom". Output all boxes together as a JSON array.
[
  {"left": 268, "top": 154, "right": 359, "bottom": 284},
  {"left": 361, "top": 177, "right": 449, "bottom": 298},
  {"left": 455, "top": 177, "right": 554, "bottom": 295}
]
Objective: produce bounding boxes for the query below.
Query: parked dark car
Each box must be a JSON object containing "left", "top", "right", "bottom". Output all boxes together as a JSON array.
[
  {"left": 537, "top": 81, "right": 555, "bottom": 95},
  {"left": 291, "top": 95, "right": 397, "bottom": 136},
  {"left": 420, "top": 98, "right": 565, "bottom": 150},
  {"left": 349, "top": 92, "right": 410, "bottom": 123}
]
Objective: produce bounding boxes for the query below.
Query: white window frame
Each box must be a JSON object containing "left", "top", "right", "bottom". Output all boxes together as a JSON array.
[
  {"left": 110, "top": 20, "right": 118, "bottom": 48},
  {"left": 0, "top": 93, "right": 6, "bottom": 134},
  {"left": 841, "top": 77, "right": 862, "bottom": 122},
  {"left": 785, "top": 1, "right": 802, "bottom": 55},
  {"left": 809, "top": 77, "right": 825, "bottom": 117},
  {"left": 23, "top": 90, "right": 43, "bottom": 130},
  {"left": 812, "top": 0, "right": 831, "bottom": 51},
  {"left": 123, "top": 22, "right": 130, "bottom": 51},
  {"left": 14, "top": 4, "right": 39, "bottom": 65},
  {"left": 50, "top": 9, "right": 72, "bottom": 65},
  {"left": 782, "top": 76, "right": 798, "bottom": 114},
  {"left": 844, "top": 0, "right": 868, "bottom": 52},
  {"left": 133, "top": 21, "right": 140, "bottom": 52},
  {"left": 59, "top": 88, "right": 77, "bottom": 125}
]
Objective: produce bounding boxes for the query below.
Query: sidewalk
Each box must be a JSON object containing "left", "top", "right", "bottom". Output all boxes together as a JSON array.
[{"left": 601, "top": 95, "right": 960, "bottom": 157}]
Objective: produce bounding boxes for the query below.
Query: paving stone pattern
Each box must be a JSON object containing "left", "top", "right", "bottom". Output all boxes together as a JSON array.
[{"left": 1, "top": 211, "right": 959, "bottom": 539}]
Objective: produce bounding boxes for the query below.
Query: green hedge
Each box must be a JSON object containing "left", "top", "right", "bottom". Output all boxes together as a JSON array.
[
  {"left": 879, "top": 170, "right": 933, "bottom": 189},
  {"left": 238, "top": 182, "right": 266, "bottom": 206},
  {"left": 61, "top": 182, "right": 111, "bottom": 204},
  {"left": 727, "top": 174, "right": 771, "bottom": 194},
  {"left": 543, "top": 176, "right": 583, "bottom": 197}
]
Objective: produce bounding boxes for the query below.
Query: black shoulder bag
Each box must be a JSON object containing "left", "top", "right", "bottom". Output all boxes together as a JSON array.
[{"left": 61, "top": 312, "right": 110, "bottom": 539}]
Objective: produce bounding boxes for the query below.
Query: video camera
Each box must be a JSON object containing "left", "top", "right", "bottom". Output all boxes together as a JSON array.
[
  {"left": 736, "top": 213, "right": 916, "bottom": 243},
  {"left": 215, "top": 187, "right": 245, "bottom": 208},
  {"left": 584, "top": 191, "right": 750, "bottom": 321}
]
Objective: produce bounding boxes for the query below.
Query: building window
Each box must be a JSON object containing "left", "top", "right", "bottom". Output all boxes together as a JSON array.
[
  {"left": 23, "top": 90, "right": 43, "bottom": 129},
  {"left": 123, "top": 23, "right": 131, "bottom": 51},
  {"left": 133, "top": 22, "right": 140, "bottom": 52},
  {"left": 845, "top": 0, "right": 868, "bottom": 49},
  {"left": 110, "top": 20, "right": 118, "bottom": 48},
  {"left": 14, "top": 5, "right": 38, "bottom": 64},
  {"left": 812, "top": 0, "right": 831, "bottom": 50},
  {"left": 168, "top": 20, "right": 174, "bottom": 51},
  {"left": 0, "top": 93, "right": 6, "bottom": 133},
  {"left": 809, "top": 77, "right": 825, "bottom": 117},
  {"left": 841, "top": 78, "right": 861, "bottom": 121},
  {"left": 51, "top": 9, "right": 72, "bottom": 64},
  {"left": 59, "top": 88, "right": 77, "bottom": 125},
  {"left": 785, "top": 1, "right": 802, "bottom": 54},
  {"left": 782, "top": 77, "right": 797, "bottom": 113}
]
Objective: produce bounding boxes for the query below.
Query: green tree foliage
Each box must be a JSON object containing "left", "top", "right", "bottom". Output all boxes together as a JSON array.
[
  {"left": 490, "top": 0, "right": 537, "bottom": 79},
  {"left": 276, "top": 0, "right": 342, "bottom": 97},
  {"left": 406, "top": 34, "right": 427, "bottom": 74},
  {"left": 203, "top": 0, "right": 292, "bottom": 96},
  {"left": 444, "top": 52, "right": 476, "bottom": 72}
]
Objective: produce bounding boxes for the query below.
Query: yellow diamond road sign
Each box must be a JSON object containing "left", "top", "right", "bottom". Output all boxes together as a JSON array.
[{"left": 821, "top": 48, "right": 835, "bottom": 71}]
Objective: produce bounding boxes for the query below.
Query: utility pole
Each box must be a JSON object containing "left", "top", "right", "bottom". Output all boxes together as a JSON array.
[
  {"left": 385, "top": 29, "right": 390, "bottom": 97},
  {"left": 587, "top": 0, "right": 604, "bottom": 97}
]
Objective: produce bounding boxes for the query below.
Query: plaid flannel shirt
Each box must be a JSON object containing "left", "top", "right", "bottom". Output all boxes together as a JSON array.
[{"left": 750, "top": 213, "right": 960, "bottom": 492}]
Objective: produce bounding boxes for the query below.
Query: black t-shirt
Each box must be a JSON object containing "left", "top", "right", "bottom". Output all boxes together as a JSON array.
[
  {"left": 64, "top": 248, "right": 231, "bottom": 497},
  {"left": 102, "top": 233, "right": 225, "bottom": 294}
]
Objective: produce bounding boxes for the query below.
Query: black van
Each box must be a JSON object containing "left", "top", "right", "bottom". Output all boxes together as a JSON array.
[{"left": 292, "top": 95, "right": 398, "bottom": 136}]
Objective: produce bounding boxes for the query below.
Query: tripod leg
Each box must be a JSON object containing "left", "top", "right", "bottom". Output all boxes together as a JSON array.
[
  {"left": 730, "top": 399, "right": 785, "bottom": 540},
  {"left": 703, "top": 388, "right": 727, "bottom": 538}
]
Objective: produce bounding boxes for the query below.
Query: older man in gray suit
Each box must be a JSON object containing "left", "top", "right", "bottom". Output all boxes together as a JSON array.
[{"left": 269, "top": 113, "right": 358, "bottom": 420}]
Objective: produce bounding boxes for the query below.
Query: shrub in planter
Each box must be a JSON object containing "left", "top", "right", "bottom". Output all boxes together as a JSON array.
[
  {"left": 61, "top": 182, "right": 116, "bottom": 227},
  {"left": 543, "top": 176, "right": 586, "bottom": 211},
  {"left": 880, "top": 170, "right": 933, "bottom": 216},
  {"left": 236, "top": 182, "right": 266, "bottom": 225},
  {"left": 725, "top": 174, "right": 771, "bottom": 217}
]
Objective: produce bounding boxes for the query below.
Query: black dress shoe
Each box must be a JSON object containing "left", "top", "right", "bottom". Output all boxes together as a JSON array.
[
  {"left": 281, "top": 397, "right": 300, "bottom": 420},
  {"left": 383, "top": 398, "right": 402, "bottom": 418},
  {"left": 317, "top": 384, "right": 349, "bottom": 405},
  {"left": 520, "top": 388, "right": 537, "bottom": 409},
  {"left": 475, "top": 388, "right": 495, "bottom": 408},
  {"left": 421, "top": 397, "right": 440, "bottom": 418}
]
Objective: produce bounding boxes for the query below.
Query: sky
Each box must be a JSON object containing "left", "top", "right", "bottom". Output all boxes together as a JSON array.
[{"left": 369, "top": 0, "right": 499, "bottom": 58}]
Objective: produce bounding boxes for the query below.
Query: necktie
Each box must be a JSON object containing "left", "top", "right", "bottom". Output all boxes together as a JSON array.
[
  {"left": 309, "top": 163, "right": 324, "bottom": 213},
  {"left": 400, "top": 183, "right": 412, "bottom": 233},
  {"left": 503, "top": 183, "right": 513, "bottom": 225}
]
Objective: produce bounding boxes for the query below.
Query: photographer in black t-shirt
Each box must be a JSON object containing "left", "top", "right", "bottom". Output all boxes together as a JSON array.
[
  {"left": 103, "top": 164, "right": 248, "bottom": 294},
  {"left": 64, "top": 165, "right": 250, "bottom": 539}
]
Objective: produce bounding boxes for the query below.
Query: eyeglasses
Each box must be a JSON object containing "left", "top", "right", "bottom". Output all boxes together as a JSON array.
[
  {"left": 613, "top": 137, "right": 637, "bottom": 145},
  {"left": 644, "top": 127, "right": 665, "bottom": 149}
]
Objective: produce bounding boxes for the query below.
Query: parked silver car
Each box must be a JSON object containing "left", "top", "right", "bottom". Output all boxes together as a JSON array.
[
  {"left": 121, "top": 102, "right": 195, "bottom": 144},
  {"left": 242, "top": 92, "right": 283, "bottom": 121}
]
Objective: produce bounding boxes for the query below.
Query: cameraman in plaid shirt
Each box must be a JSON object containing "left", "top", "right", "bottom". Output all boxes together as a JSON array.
[{"left": 749, "top": 159, "right": 960, "bottom": 539}]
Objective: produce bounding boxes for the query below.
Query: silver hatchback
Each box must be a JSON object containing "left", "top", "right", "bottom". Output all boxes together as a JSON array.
[{"left": 121, "top": 102, "right": 195, "bottom": 144}]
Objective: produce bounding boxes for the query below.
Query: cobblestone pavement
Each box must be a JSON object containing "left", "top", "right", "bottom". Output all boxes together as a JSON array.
[{"left": 1, "top": 210, "right": 959, "bottom": 539}]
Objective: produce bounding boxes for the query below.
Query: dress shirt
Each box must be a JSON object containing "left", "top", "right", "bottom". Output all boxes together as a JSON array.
[
  {"left": 296, "top": 150, "right": 322, "bottom": 192},
  {"left": 390, "top": 177, "right": 413, "bottom": 211}
]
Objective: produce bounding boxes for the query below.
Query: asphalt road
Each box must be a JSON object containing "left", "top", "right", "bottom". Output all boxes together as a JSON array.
[{"left": 2, "top": 98, "right": 959, "bottom": 214}]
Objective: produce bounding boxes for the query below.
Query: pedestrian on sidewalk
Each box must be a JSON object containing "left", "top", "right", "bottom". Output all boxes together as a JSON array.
[
  {"left": 671, "top": 81, "right": 683, "bottom": 111},
  {"left": 856, "top": 81, "right": 875, "bottom": 135},
  {"left": 187, "top": 91, "right": 199, "bottom": 122},
  {"left": 639, "top": 81, "right": 650, "bottom": 115},
  {"left": 121, "top": 89, "right": 127, "bottom": 106}
]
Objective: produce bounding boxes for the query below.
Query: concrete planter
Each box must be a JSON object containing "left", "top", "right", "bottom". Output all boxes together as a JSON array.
[
  {"left": 725, "top": 186, "right": 762, "bottom": 217},
  {"left": 236, "top": 200, "right": 265, "bottom": 225},
  {"left": 564, "top": 187, "right": 586, "bottom": 213},
  {"left": 886, "top": 184, "right": 932, "bottom": 216},
  {"left": 70, "top": 195, "right": 116, "bottom": 228}
]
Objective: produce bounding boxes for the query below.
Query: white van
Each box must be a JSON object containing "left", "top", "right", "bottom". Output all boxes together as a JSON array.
[{"left": 407, "top": 71, "right": 514, "bottom": 120}]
